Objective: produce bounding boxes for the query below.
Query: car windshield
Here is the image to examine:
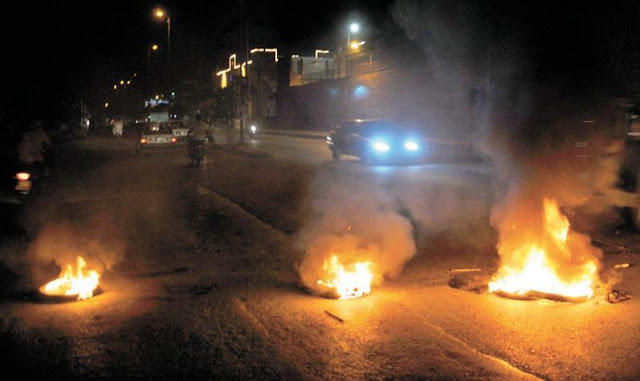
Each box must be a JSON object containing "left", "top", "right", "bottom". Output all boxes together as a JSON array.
[
  {"left": 143, "top": 125, "right": 173, "bottom": 135},
  {"left": 164, "top": 122, "right": 186, "bottom": 129},
  {"left": 359, "top": 121, "right": 419, "bottom": 137}
]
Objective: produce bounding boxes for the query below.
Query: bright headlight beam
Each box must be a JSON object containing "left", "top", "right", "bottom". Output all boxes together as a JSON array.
[
  {"left": 373, "top": 141, "right": 390, "bottom": 152},
  {"left": 404, "top": 141, "right": 419, "bottom": 151}
]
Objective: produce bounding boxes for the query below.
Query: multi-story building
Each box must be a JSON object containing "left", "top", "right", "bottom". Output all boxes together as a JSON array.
[{"left": 214, "top": 48, "right": 278, "bottom": 124}]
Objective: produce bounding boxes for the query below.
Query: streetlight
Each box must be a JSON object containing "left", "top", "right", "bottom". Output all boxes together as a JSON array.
[
  {"left": 350, "top": 40, "right": 365, "bottom": 50},
  {"left": 147, "top": 44, "right": 159, "bottom": 73},
  {"left": 153, "top": 7, "right": 171, "bottom": 93},
  {"left": 347, "top": 22, "right": 359, "bottom": 47},
  {"left": 147, "top": 44, "right": 159, "bottom": 99}
]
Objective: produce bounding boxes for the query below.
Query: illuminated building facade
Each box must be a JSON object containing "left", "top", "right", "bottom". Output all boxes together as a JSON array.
[{"left": 214, "top": 48, "right": 278, "bottom": 121}]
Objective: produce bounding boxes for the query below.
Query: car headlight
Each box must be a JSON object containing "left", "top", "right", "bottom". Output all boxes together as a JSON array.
[
  {"left": 404, "top": 141, "right": 419, "bottom": 151},
  {"left": 373, "top": 141, "right": 390, "bottom": 152}
]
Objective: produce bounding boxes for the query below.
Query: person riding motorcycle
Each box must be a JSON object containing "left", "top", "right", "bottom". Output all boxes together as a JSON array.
[{"left": 188, "top": 114, "right": 208, "bottom": 165}]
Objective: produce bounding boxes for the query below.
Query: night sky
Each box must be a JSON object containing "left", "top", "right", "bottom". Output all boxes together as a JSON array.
[
  {"left": 3, "top": 0, "right": 639, "bottom": 123},
  {"left": 4, "top": 0, "right": 393, "bottom": 116}
]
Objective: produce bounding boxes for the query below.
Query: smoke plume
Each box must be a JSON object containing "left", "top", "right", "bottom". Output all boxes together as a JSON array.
[
  {"left": 390, "top": 0, "right": 638, "bottom": 290},
  {"left": 27, "top": 214, "right": 126, "bottom": 286},
  {"left": 296, "top": 169, "right": 416, "bottom": 295}
]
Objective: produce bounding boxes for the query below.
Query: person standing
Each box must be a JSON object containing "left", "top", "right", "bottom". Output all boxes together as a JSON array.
[{"left": 114, "top": 117, "right": 124, "bottom": 138}]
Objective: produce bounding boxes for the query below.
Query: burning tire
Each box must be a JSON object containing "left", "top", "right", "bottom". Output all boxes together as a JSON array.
[{"left": 37, "top": 286, "right": 103, "bottom": 303}]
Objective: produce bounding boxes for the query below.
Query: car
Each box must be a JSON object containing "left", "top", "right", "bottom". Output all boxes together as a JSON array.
[
  {"left": 136, "top": 123, "right": 177, "bottom": 152},
  {"left": 163, "top": 121, "right": 190, "bottom": 143},
  {"left": 326, "top": 119, "right": 426, "bottom": 164}
]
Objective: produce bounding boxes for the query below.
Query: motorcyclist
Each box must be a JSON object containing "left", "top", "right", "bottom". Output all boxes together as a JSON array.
[{"left": 188, "top": 114, "right": 208, "bottom": 165}]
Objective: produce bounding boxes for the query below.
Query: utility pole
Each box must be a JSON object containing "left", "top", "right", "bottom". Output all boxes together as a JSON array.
[{"left": 240, "top": 8, "right": 249, "bottom": 145}]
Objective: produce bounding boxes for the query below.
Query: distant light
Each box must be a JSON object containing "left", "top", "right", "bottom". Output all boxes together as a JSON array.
[
  {"left": 350, "top": 40, "right": 365, "bottom": 50},
  {"left": 154, "top": 8, "right": 166, "bottom": 19},
  {"left": 120, "top": 80, "right": 125, "bottom": 85},
  {"left": 220, "top": 71, "right": 227, "bottom": 89},
  {"left": 152, "top": 44, "right": 159, "bottom": 51},
  {"left": 105, "top": 102, "right": 109, "bottom": 108},
  {"left": 350, "top": 23, "right": 360, "bottom": 33},
  {"left": 315, "top": 49, "right": 330, "bottom": 59},
  {"left": 353, "top": 85, "right": 369, "bottom": 99},
  {"left": 15, "top": 172, "right": 30, "bottom": 181},
  {"left": 113, "top": 85, "right": 117, "bottom": 90},
  {"left": 404, "top": 141, "right": 419, "bottom": 151}
]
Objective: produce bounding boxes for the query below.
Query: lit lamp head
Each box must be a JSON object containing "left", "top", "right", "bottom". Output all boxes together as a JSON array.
[{"left": 153, "top": 8, "right": 167, "bottom": 20}]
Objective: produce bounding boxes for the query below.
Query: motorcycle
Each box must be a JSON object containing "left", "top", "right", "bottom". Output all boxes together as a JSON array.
[{"left": 187, "top": 138, "right": 206, "bottom": 166}]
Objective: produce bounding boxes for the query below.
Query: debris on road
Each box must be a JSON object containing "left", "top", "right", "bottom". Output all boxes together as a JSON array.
[
  {"left": 607, "top": 289, "right": 632, "bottom": 304},
  {"left": 449, "top": 267, "right": 482, "bottom": 273},
  {"left": 592, "top": 239, "right": 640, "bottom": 254},
  {"left": 448, "top": 272, "right": 490, "bottom": 294},
  {"left": 324, "top": 310, "right": 345, "bottom": 323}
]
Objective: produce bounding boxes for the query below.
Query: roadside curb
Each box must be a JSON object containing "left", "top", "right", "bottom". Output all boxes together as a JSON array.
[{"left": 260, "top": 131, "right": 328, "bottom": 140}]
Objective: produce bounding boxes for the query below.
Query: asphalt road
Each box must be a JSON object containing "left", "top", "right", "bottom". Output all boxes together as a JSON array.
[{"left": 0, "top": 135, "right": 638, "bottom": 379}]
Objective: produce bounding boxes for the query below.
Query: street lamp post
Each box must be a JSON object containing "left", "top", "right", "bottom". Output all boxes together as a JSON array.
[
  {"left": 148, "top": 44, "right": 159, "bottom": 96},
  {"left": 147, "top": 44, "right": 158, "bottom": 73},
  {"left": 347, "top": 22, "right": 359, "bottom": 47},
  {"left": 153, "top": 8, "right": 171, "bottom": 95}
]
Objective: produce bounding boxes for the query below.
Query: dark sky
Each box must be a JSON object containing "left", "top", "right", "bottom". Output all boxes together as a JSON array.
[
  {"left": 3, "top": 0, "right": 395, "bottom": 117},
  {"left": 3, "top": 0, "right": 639, "bottom": 122}
]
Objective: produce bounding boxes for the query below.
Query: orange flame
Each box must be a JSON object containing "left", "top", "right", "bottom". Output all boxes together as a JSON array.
[
  {"left": 41, "top": 256, "right": 100, "bottom": 300},
  {"left": 317, "top": 255, "right": 374, "bottom": 299},
  {"left": 489, "top": 199, "right": 600, "bottom": 300}
]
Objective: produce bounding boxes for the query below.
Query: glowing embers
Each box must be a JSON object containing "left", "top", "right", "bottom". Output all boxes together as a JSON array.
[
  {"left": 40, "top": 256, "right": 100, "bottom": 301},
  {"left": 489, "top": 198, "right": 601, "bottom": 302},
  {"left": 317, "top": 255, "right": 374, "bottom": 300}
]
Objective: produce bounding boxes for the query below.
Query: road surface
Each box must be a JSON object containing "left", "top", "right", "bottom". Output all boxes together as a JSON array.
[{"left": 0, "top": 135, "right": 638, "bottom": 380}]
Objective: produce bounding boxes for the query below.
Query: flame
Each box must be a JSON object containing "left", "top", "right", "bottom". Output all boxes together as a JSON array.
[
  {"left": 317, "top": 255, "right": 374, "bottom": 299},
  {"left": 41, "top": 256, "right": 100, "bottom": 300},
  {"left": 488, "top": 198, "right": 600, "bottom": 300}
]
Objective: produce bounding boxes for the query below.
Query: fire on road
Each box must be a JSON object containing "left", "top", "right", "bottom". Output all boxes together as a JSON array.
[{"left": 0, "top": 136, "right": 638, "bottom": 380}]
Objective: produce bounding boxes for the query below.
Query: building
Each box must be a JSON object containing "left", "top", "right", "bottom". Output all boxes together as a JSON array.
[
  {"left": 290, "top": 50, "right": 335, "bottom": 86},
  {"left": 214, "top": 48, "right": 278, "bottom": 125}
]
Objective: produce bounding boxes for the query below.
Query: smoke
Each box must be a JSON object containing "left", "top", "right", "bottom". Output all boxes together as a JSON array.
[
  {"left": 26, "top": 214, "right": 126, "bottom": 286},
  {"left": 296, "top": 169, "right": 416, "bottom": 295},
  {"left": 390, "top": 0, "right": 488, "bottom": 137},
  {"left": 389, "top": 0, "right": 636, "bottom": 290}
]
